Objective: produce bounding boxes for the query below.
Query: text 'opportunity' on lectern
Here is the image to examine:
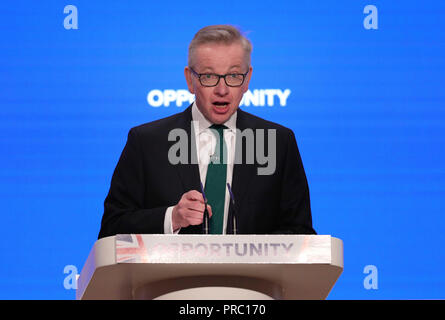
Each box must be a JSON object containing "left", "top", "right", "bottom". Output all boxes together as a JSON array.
[{"left": 76, "top": 234, "right": 343, "bottom": 300}]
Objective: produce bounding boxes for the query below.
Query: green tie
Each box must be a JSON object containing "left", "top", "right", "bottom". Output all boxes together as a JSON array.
[{"left": 204, "top": 124, "right": 227, "bottom": 234}]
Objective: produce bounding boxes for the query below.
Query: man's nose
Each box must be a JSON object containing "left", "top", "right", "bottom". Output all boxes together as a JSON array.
[{"left": 214, "top": 77, "right": 229, "bottom": 96}]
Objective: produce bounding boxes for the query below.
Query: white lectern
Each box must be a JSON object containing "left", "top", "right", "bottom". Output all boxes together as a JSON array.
[{"left": 76, "top": 234, "right": 343, "bottom": 300}]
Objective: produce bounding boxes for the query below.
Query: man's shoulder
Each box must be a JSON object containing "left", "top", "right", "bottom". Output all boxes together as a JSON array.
[
  {"left": 238, "top": 108, "right": 293, "bottom": 134},
  {"left": 129, "top": 109, "right": 190, "bottom": 137}
]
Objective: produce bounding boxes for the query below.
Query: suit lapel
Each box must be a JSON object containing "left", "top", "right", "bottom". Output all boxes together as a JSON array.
[
  {"left": 230, "top": 108, "right": 257, "bottom": 223},
  {"left": 173, "top": 105, "right": 202, "bottom": 194}
]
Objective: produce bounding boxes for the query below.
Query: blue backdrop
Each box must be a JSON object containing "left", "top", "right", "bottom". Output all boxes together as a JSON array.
[{"left": 1, "top": 1, "right": 444, "bottom": 299}]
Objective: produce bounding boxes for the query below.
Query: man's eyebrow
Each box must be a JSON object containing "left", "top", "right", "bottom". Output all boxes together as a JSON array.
[
  {"left": 199, "top": 65, "right": 244, "bottom": 73},
  {"left": 200, "top": 67, "right": 214, "bottom": 73}
]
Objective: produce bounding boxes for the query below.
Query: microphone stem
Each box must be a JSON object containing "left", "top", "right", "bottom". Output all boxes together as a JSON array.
[
  {"left": 232, "top": 213, "right": 237, "bottom": 235},
  {"left": 203, "top": 207, "right": 209, "bottom": 234}
]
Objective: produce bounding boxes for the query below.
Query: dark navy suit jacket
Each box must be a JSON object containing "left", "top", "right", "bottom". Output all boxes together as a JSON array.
[{"left": 98, "top": 105, "right": 315, "bottom": 238}]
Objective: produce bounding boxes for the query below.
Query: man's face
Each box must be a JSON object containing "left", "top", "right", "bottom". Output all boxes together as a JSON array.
[{"left": 185, "top": 42, "right": 252, "bottom": 124}]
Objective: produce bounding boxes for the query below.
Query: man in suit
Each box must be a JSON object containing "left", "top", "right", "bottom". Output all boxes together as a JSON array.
[{"left": 98, "top": 25, "right": 315, "bottom": 238}]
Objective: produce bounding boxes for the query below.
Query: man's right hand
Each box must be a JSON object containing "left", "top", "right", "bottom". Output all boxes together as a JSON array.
[{"left": 172, "top": 190, "right": 212, "bottom": 232}]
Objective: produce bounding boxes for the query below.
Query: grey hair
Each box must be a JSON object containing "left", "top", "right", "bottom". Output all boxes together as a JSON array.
[{"left": 188, "top": 24, "right": 252, "bottom": 69}]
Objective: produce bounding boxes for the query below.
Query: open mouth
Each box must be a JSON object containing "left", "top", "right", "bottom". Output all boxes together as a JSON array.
[
  {"left": 212, "top": 101, "right": 230, "bottom": 114},
  {"left": 213, "top": 101, "right": 230, "bottom": 108}
]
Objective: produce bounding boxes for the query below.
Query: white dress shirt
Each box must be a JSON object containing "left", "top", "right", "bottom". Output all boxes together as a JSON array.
[{"left": 163, "top": 102, "right": 237, "bottom": 234}]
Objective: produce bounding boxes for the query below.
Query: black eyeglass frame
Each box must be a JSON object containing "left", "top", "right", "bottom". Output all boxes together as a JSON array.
[{"left": 189, "top": 67, "right": 250, "bottom": 87}]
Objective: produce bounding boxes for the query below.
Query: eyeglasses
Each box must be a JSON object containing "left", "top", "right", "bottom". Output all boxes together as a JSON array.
[{"left": 189, "top": 67, "right": 249, "bottom": 87}]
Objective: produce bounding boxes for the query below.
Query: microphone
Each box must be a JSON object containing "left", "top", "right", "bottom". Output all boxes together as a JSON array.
[
  {"left": 200, "top": 182, "right": 210, "bottom": 234},
  {"left": 226, "top": 183, "right": 238, "bottom": 235}
]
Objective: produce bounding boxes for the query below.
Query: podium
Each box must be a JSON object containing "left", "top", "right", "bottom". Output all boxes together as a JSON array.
[{"left": 76, "top": 234, "right": 343, "bottom": 300}]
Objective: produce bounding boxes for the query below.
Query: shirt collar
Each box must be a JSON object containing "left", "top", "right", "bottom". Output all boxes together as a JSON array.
[{"left": 191, "top": 101, "right": 237, "bottom": 133}]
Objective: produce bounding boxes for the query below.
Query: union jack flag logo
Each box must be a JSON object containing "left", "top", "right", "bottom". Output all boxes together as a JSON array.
[{"left": 115, "top": 234, "right": 149, "bottom": 263}]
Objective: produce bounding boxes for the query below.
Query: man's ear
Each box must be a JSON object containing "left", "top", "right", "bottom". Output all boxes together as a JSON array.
[
  {"left": 243, "top": 66, "right": 253, "bottom": 93},
  {"left": 184, "top": 66, "right": 195, "bottom": 94}
]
